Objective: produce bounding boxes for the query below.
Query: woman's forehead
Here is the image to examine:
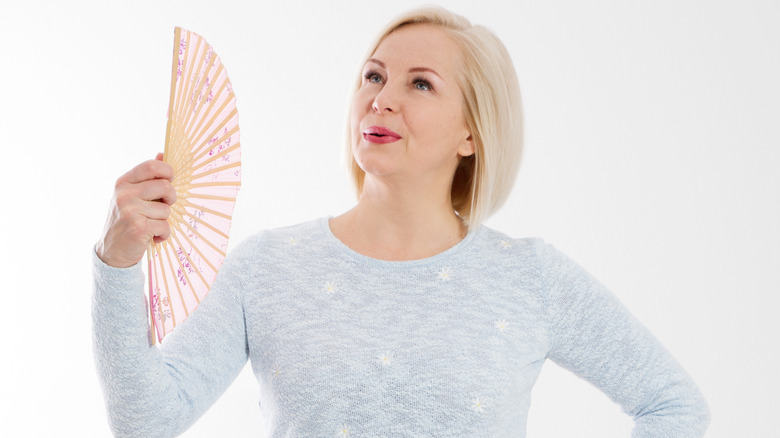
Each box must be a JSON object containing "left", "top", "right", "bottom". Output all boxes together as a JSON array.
[{"left": 370, "top": 24, "right": 463, "bottom": 74}]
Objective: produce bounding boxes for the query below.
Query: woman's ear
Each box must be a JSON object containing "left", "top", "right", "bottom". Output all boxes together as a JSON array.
[{"left": 458, "top": 134, "right": 475, "bottom": 157}]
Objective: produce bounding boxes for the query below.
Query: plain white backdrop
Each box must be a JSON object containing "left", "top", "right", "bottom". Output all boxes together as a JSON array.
[{"left": 1, "top": 0, "right": 778, "bottom": 436}]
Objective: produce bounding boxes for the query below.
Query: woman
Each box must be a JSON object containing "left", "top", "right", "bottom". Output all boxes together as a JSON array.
[{"left": 93, "top": 7, "right": 710, "bottom": 437}]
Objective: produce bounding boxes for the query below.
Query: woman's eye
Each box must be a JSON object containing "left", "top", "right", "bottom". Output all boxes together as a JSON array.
[
  {"left": 365, "top": 72, "right": 383, "bottom": 84},
  {"left": 414, "top": 80, "right": 432, "bottom": 91}
]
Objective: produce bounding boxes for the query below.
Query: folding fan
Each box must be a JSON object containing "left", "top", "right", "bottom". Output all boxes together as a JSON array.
[{"left": 147, "top": 27, "right": 241, "bottom": 344}]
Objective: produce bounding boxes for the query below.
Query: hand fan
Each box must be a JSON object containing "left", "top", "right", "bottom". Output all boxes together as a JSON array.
[{"left": 147, "top": 27, "right": 241, "bottom": 344}]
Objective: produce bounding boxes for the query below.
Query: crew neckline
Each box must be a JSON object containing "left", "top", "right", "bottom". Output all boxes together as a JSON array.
[{"left": 320, "top": 216, "right": 481, "bottom": 268}]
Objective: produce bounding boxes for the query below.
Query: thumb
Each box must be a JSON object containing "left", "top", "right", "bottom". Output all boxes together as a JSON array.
[{"left": 155, "top": 152, "right": 164, "bottom": 161}]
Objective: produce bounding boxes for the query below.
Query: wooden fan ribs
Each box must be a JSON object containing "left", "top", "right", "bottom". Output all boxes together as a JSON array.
[
  {"left": 153, "top": 245, "right": 176, "bottom": 326},
  {"left": 166, "top": 230, "right": 210, "bottom": 301},
  {"left": 162, "top": 239, "right": 189, "bottom": 321},
  {"left": 149, "top": 27, "right": 240, "bottom": 343}
]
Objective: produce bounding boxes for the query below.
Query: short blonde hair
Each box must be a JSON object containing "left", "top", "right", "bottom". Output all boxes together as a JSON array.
[{"left": 346, "top": 6, "right": 524, "bottom": 229}]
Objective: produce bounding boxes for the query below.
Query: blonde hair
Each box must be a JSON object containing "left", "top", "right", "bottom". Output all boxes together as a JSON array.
[{"left": 346, "top": 6, "right": 523, "bottom": 229}]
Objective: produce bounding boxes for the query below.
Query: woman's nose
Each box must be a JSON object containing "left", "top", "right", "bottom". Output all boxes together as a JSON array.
[
  {"left": 371, "top": 101, "right": 387, "bottom": 113},
  {"left": 371, "top": 83, "right": 399, "bottom": 114}
]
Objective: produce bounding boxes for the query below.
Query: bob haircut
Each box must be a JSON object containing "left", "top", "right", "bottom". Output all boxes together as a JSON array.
[{"left": 346, "top": 6, "right": 524, "bottom": 229}]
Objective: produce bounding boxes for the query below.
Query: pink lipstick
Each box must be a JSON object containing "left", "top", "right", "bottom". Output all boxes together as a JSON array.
[{"left": 363, "top": 126, "right": 401, "bottom": 144}]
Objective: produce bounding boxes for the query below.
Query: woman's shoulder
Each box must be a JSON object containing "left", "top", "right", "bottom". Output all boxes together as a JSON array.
[
  {"left": 258, "top": 217, "right": 326, "bottom": 241},
  {"left": 475, "top": 225, "right": 548, "bottom": 256},
  {"left": 227, "top": 217, "right": 330, "bottom": 258},
  {"left": 474, "top": 226, "right": 574, "bottom": 272}
]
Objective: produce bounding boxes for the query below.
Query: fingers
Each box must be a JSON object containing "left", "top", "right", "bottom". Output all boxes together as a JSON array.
[
  {"left": 97, "top": 155, "right": 178, "bottom": 268},
  {"left": 136, "top": 178, "right": 177, "bottom": 205},
  {"left": 147, "top": 217, "right": 172, "bottom": 243},
  {"left": 97, "top": 213, "right": 172, "bottom": 268},
  {"left": 114, "top": 181, "right": 176, "bottom": 224},
  {"left": 114, "top": 182, "right": 175, "bottom": 226},
  {"left": 119, "top": 158, "right": 174, "bottom": 185},
  {"left": 140, "top": 199, "right": 172, "bottom": 221},
  {"left": 114, "top": 160, "right": 177, "bottom": 206}
]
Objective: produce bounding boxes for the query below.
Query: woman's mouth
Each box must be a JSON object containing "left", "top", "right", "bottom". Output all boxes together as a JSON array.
[{"left": 363, "top": 126, "right": 401, "bottom": 144}]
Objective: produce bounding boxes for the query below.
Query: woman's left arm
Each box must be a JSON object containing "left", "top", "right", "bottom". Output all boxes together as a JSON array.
[{"left": 538, "top": 242, "right": 710, "bottom": 437}]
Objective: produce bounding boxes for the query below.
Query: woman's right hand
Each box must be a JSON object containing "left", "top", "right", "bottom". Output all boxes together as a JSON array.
[{"left": 96, "top": 153, "right": 177, "bottom": 268}]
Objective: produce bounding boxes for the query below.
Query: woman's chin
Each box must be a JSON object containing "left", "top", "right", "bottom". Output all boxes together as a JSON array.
[{"left": 355, "top": 154, "right": 401, "bottom": 178}]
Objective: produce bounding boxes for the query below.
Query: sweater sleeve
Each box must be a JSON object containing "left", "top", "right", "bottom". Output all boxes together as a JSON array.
[
  {"left": 537, "top": 242, "right": 710, "bottom": 437},
  {"left": 92, "top": 241, "right": 251, "bottom": 437}
]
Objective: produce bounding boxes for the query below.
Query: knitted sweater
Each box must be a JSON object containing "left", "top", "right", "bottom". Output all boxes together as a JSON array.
[{"left": 92, "top": 217, "right": 710, "bottom": 437}]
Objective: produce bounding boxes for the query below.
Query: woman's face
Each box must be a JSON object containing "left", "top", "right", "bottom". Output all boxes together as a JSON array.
[{"left": 351, "top": 24, "right": 474, "bottom": 189}]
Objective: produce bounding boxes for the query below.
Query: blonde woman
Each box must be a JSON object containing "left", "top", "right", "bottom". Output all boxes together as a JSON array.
[{"left": 94, "top": 6, "right": 710, "bottom": 437}]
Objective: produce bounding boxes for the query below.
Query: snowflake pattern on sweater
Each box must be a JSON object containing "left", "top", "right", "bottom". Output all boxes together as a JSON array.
[{"left": 92, "top": 217, "right": 709, "bottom": 437}]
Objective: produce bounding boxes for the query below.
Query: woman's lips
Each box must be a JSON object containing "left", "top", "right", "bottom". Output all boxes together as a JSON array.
[{"left": 363, "top": 126, "right": 401, "bottom": 144}]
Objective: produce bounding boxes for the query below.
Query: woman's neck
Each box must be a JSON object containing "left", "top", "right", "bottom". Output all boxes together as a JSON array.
[{"left": 329, "top": 177, "right": 467, "bottom": 261}]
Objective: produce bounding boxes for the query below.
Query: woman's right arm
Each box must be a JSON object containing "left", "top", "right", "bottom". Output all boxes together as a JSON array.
[{"left": 92, "top": 156, "right": 249, "bottom": 437}]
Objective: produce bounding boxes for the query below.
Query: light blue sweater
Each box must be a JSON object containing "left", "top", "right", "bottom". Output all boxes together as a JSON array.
[{"left": 92, "top": 217, "right": 709, "bottom": 437}]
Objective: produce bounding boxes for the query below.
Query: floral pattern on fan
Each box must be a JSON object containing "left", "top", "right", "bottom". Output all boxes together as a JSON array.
[{"left": 147, "top": 27, "right": 241, "bottom": 344}]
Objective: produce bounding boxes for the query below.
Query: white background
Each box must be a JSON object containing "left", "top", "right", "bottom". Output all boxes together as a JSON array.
[{"left": 1, "top": 0, "right": 778, "bottom": 436}]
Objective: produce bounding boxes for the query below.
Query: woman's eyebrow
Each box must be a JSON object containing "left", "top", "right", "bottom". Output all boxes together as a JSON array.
[
  {"left": 366, "top": 58, "right": 385, "bottom": 68},
  {"left": 366, "top": 58, "right": 443, "bottom": 80},
  {"left": 408, "top": 66, "right": 443, "bottom": 80}
]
